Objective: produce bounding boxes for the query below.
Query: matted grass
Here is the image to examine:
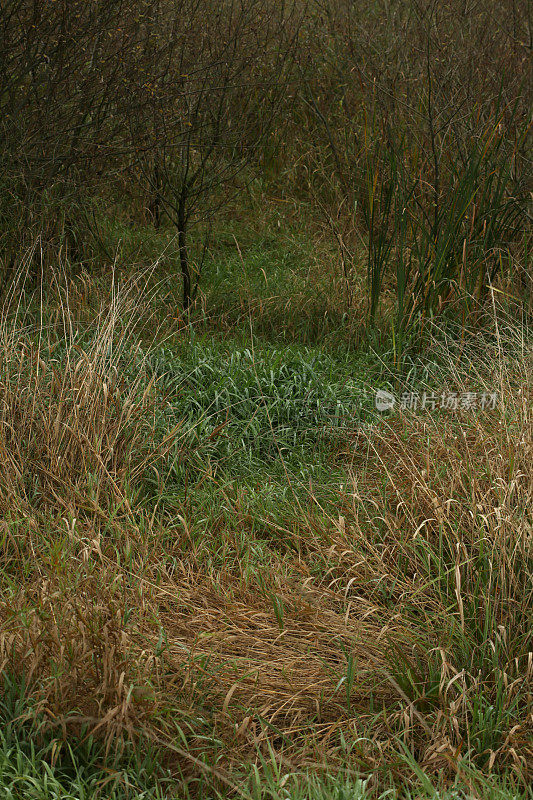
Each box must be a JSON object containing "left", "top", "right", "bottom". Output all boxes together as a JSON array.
[{"left": 0, "top": 275, "right": 530, "bottom": 798}]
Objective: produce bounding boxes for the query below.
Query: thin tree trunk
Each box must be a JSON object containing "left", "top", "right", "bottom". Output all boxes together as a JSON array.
[
  {"left": 150, "top": 158, "right": 162, "bottom": 229},
  {"left": 178, "top": 191, "right": 191, "bottom": 311}
]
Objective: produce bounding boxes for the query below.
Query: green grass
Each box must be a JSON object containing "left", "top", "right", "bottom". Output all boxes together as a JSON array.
[
  {"left": 244, "top": 760, "right": 533, "bottom": 799},
  {"left": 1, "top": 674, "right": 530, "bottom": 800},
  {"left": 0, "top": 677, "right": 168, "bottom": 800},
  {"left": 144, "top": 338, "right": 381, "bottom": 468},
  {"left": 1, "top": 0, "right": 531, "bottom": 793},
  {"left": 0, "top": 234, "right": 530, "bottom": 799}
]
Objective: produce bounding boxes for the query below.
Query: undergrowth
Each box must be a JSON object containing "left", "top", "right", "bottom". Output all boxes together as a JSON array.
[{"left": 0, "top": 272, "right": 530, "bottom": 798}]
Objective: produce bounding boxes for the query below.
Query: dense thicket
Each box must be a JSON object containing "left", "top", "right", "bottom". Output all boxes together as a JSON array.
[{"left": 0, "top": 0, "right": 530, "bottom": 322}]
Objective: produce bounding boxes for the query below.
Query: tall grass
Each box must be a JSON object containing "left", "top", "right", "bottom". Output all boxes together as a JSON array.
[
  {"left": 362, "top": 105, "right": 530, "bottom": 344},
  {"left": 0, "top": 269, "right": 172, "bottom": 518},
  {"left": 0, "top": 268, "right": 530, "bottom": 796}
]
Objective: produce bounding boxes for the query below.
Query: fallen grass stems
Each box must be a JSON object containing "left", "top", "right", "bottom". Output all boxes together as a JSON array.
[{"left": 0, "top": 276, "right": 530, "bottom": 798}]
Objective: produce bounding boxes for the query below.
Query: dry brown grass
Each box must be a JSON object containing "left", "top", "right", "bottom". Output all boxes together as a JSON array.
[{"left": 0, "top": 278, "right": 530, "bottom": 793}]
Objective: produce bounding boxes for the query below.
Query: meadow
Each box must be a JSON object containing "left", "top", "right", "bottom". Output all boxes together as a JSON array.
[{"left": 0, "top": 1, "right": 531, "bottom": 797}]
